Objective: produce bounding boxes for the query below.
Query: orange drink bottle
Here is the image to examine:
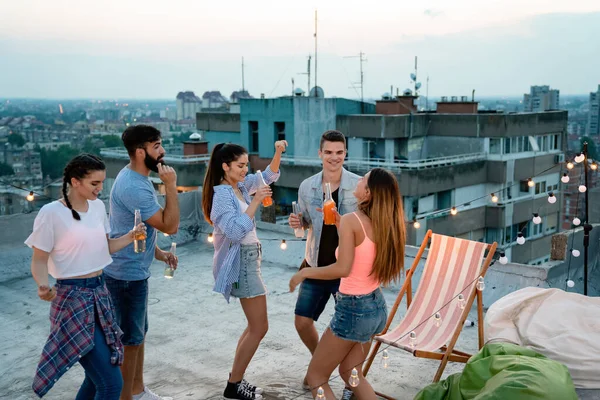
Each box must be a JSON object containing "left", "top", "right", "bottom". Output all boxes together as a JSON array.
[
  {"left": 133, "top": 209, "right": 146, "bottom": 253},
  {"left": 256, "top": 170, "right": 273, "bottom": 207},
  {"left": 323, "top": 182, "right": 336, "bottom": 225}
]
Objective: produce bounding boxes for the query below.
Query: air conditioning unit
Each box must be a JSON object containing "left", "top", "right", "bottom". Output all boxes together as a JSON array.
[{"left": 554, "top": 154, "right": 565, "bottom": 164}]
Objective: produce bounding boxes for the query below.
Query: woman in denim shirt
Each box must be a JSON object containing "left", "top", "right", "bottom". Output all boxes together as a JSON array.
[{"left": 201, "top": 141, "right": 287, "bottom": 400}]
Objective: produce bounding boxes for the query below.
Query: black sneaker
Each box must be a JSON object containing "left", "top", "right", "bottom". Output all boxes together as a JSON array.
[
  {"left": 223, "top": 381, "right": 263, "bottom": 400},
  {"left": 241, "top": 379, "right": 263, "bottom": 395}
]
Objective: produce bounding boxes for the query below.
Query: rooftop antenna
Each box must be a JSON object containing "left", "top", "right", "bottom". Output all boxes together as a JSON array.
[
  {"left": 298, "top": 55, "right": 311, "bottom": 95},
  {"left": 242, "top": 56, "right": 245, "bottom": 93},
  {"left": 426, "top": 75, "right": 430, "bottom": 110},
  {"left": 344, "top": 51, "right": 367, "bottom": 111},
  {"left": 409, "top": 56, "right": 422, "bottom": 107},
  {"left": 291, "top": 78, "right": 295, "bottom": 96},
  {"left": 314, "top": 9, "right": 318, "bottom": 96}
]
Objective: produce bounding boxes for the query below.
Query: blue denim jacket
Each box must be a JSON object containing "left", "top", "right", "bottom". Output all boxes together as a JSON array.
[
  {"left": 297, "top": 168, "right": 361, "bottom": 268},
  {"left": 210, "top": 167, "right": 280, "bottom": 302}
]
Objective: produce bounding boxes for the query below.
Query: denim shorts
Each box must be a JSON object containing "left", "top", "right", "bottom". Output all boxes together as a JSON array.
[
  {"left": 330, "top": 288, "right": 387, "bottom": 343},
  {"left": 230, "top": 243, "right": 266, "bottom": 299},
  {"left": 294, "top": 262, "right": 340, "bottom": 321},
  {"left": 104, "top": 276, "right": 148, "bottom": 346}
]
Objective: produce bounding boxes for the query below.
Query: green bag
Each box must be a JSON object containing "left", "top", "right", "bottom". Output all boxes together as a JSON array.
[{"left": 414, "top": 343, "right": 577, "bottom": 400}]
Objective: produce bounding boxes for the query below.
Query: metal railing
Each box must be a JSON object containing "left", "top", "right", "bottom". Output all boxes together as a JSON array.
[
  {"left": 100, "top": 148, "right": 210, "bottom": 164},
  {"left": 281, "top": 153, "right": 487, "bottom": 171}
]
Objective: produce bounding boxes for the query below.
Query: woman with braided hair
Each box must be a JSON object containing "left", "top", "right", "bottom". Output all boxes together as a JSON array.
[{"left": 26, "top": 153, "right": 146, "bottom": 399}]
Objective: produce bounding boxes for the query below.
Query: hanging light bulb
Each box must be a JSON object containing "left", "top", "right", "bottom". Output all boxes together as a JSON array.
[
  {"left": 516, "top": 233, "right": 525, "bottom": 245},
  {"left": 491, "top": 193, "right": 498, "bottom": 203},
  {"left": 382, "top": 349, "right": 390, "bottom": 368},
  {"left": 527, "top": 178, "right": 535, "bottom": 188},
  {"left": 316, "top": 387, "right": 325, "bottom": 399},
  {"left": 578, "top": 185, "right": 587, "bottom": 193},
  {"left": 408, "top": 331, "right": 417, "bottom": 349},
  {"left": 457, "top": 294, "right": 466, "bottom": 309},
  {"left": 280, "top": 239, "right": 287, "bottom": 250},
  {"left": 26, "top": 191, "right": 34, "bottom": 202},
  {"left": 573, "top": 217, "right": 581, "bottom": 226},
  {"left": 207, "top": 233, "right": 214, "bottom": 243},
  {"left": 547, "top": 192, "right": 557, "bottom": 204},
  {"left": 349, "top": 368, "right": 360, "bottom": 388},
  {"left": 499, "top": 252, "right": 508, "bottom": 265},
  {"left": 476, "top": 277, "right": 485, "bottom": 291},
  {"left": 566, "top": 162, "right": 574, "bottom": 170},
  {"left": 413, "top": 218, "right": 421, "bottom": 229},
  {"left": 566, "top": 279, "right": 575, "bottom": 288},
  {"left": 450, "top": 207, "right": 458, "bottom": 216},
  {"left": 434, "top": 312, "right": 442, "bottom": 328},
  {"left": 571, "top": 249, "right": 580, "bottom": 257},
  {"left": 574, "top": 153, "right": 585, "bottom": 163},
  {"left": 591, "top": 162, "right": 598, "bottom": 171},
  {"left": 532, "top": 213, "right": 542, "bottom": 225},
  {"left": 561, "top": 173, "right": 570, "bottom": 183}
]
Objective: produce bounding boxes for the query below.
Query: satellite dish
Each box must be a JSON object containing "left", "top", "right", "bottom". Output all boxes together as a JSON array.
[
  {"left": 309, "top": 86, "right": 325, "bottom": 98},
  {"left": 410, "top": 73, "right": 417, "bottom": 81},
  {"left": 415, "top": 82, "right": 422, "bottom": 90}
]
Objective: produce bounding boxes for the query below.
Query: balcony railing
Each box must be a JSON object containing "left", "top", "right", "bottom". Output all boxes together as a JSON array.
[
  {"left": 100, "top": 148, "right": 210, "bottom": 164},
  {"left": 281, "top": 153, "right": 487, "bottom": 171}
]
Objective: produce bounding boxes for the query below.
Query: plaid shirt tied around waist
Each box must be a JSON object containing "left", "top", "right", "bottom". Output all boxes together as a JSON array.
[{"left": 33, "top": 281, "right": 123, "bottom": 398}]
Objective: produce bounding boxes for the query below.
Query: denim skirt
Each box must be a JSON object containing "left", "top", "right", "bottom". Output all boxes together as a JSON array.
[{"left": 230, "top": 243, "right": 267, "bottom": 299}]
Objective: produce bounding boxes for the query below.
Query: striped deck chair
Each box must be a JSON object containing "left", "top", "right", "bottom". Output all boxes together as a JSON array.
[{"left": 363, "top": 230, "right": 497, "bottom": 399}]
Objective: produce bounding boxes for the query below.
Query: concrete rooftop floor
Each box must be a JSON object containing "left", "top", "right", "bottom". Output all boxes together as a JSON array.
[{"left": 2, "top": 234, "right": 597, "bottom": 400}]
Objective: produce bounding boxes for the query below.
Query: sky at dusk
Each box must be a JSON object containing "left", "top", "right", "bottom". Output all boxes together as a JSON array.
[{"left": 1, "top": 0, "right": 599, "bottom": 99}]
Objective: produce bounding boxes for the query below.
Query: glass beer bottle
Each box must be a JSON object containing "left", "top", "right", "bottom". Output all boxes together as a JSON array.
[
  {"left": 164, "top": 242, "right": 176, "bottom": 279},
  {"left": 292, "top": 201, "right": 305, "bottom": 238},
  {"left": 323, "top": 183, "right": 336, "bottom": 225},
  {"left": 256, "top": 170, "right": 273, "bottom": 207},
  {"left": 133, "top": 209, "right": 146, "bottom": 253}
]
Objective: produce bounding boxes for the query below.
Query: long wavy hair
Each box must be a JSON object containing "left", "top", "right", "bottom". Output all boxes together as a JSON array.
[
  {"left": 201, "top": 143, "right": 247, "bottom": 225},
  {"left": 358, "top": 168, "right": 406, "bottom": 286}
]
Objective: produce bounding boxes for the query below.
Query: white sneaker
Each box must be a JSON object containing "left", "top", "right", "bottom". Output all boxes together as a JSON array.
[{"left": 136, "top": 386, "right": 173, "bottom": 400}]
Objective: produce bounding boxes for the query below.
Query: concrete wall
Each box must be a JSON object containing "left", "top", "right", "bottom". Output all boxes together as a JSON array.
[
  {"left": 202, "top": 130, "right": 242, "bottom": 151},
  {"left": 422, "top": 136, "right": 484, "bottom": 158},
  {"left": 0, "top": 191, "right": 208, "bottom": 285},
  {"left": 241, "top": 98, "right": 295, "bottom": 158},
  {"left": 292, "top": 97, "right": 337, "bottom": 158},
  {"left": 427, "top": 207, "right": 486, "bottom": 237},
  {"left": 397, "top": 160, "right": 488, "bottom": 197},
  {"left": 196, "top": 112, "right": 241, "bottom": 132},
  {"left": 335, "top": 98, "right": 375, "bottom": 115}
]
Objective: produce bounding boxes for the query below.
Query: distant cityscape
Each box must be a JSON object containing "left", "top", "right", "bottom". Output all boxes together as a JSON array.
[{"left": 1, "top": 82, "right": 599, "bottom": 266}]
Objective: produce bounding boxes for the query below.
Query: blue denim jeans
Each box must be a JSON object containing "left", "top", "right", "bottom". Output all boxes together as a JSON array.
[
  {"left": 56, "top": 275, "right": 123, "bottom": 400},
  {"left": 105, "top": 276, "right": 149, "bottom": 346},
  {"left": 330, "top": 288, "right": 387, "bottom": 343}
]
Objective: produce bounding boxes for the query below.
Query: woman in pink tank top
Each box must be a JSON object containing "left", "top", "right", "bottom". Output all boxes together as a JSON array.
[{"left": 289, "top": 168, "right": 406, "bottom": 400}]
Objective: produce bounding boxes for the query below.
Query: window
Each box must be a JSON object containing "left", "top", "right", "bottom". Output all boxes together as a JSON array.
[
  {"left": 490, "top": 138, "right": 501, "bottom": 154},
  {"left": 504, "top": 138, "right": 511, "bottom": 154},
  {"left": 520, "top": 180, "right": 531, "bottom": 193},
  {"left": 535, "top": 181, "right": 546, "bottom": 195},
  {"left": 249, "top": 121, "right": 259, "bottom": 152},
  {"left": 437, "top": 190, "right": 452, "bottom": 210},
  {"left": 533, "top": 221, "right": 544, "bottom": 236},
  {"left": 274, "top": 122, "right": 285, "bottom": 142}
]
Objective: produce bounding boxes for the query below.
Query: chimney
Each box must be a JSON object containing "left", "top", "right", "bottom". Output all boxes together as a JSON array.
[
  {"left": 436, "top": 95, "right": 479, "bottom": 114},
  {"left": 375, "top": 94, "right": 418, "bottom": 115},
  {"left": 183, "top": 132, "right": 208, "bottom": 156}
]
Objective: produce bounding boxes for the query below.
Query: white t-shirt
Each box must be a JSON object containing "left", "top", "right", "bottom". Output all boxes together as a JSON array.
[
  {"left": 237, "top": 198, "right": 260, "bottom": 245},
  {"left": 25, "top": 199, "right": 113, "bottom": 279}
]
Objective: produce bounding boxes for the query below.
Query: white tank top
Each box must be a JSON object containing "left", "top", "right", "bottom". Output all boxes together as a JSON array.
[{"left": 237, "top": 198, "right": 260, "bottom": 245}]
